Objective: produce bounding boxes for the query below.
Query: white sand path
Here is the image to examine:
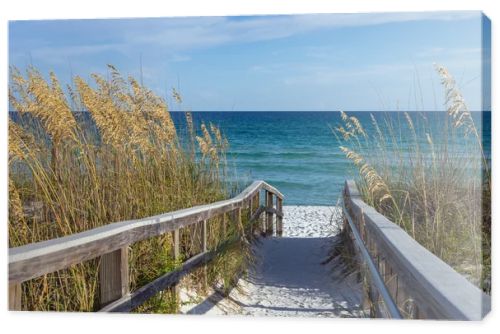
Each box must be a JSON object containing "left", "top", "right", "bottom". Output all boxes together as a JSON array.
[{"left": 181, "top": 206, "right": 363, "bottom": 317}]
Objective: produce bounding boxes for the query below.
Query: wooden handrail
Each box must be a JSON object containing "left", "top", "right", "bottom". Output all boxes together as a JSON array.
[
  {"left": 9, "top": 181, "right": 282, "bottom": 284},
  {"left": 343, "top": 180, "right": 490, "bottom": 320},
  {"left": 341, "top": 199, "right": 402, "bottom": 319},
  {"left": 9, "top": 180, "right": 284, "bottom": 311}
]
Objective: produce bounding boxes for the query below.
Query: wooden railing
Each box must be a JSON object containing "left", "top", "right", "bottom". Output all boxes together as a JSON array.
[
  {"left": 9, "top": 180, "right": 284, "bottom": 312},
  {"left": 342, "top": 180, "right": 490, "bottom": 320}
]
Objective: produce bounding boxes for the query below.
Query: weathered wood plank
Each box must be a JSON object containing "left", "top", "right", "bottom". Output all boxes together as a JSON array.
[
  {"left": 9, "top": 180, "right": 284, "bottom": 284},
  {"left": 200, "top": 220, "right": 208, "bottom": 289},
  {"left": 202, "top": 220, "right": 207, "bottom": 252},
  {"left": 172, "top": 229, "right": 180, "bottom": 260},
  {"left": 276, "top": 197, "right": 283, "bottom": 236},
  {"left": 171, "top": 228, "right": 180, "bottom": 309},
  {"left": 248, "top": 198, "right": 253, "bottom": 236},
  {"left": 342, "top": 198, "right": 401, "bottom": 319},
  {"left": 252, "top": 192, "right": 260, "bottom": 235},
  {"left": 254, "top": 192, "right": 260, "bottom": 210},
  {"left": 221, "top": 213, "right": 227, "bottom": 238},
  {"left": 396, "top": 277, "right": 417, "bottom": 318},
  {"left": 266, "top": 191, "right": 274, "bottom": 236},
  {"left": 9, "top": 283, "right": 22, "bottom": 311},
  {"left": 250, "top": 206, "right": 265, "bottom": 224},
  {"left": 344, "top": 180, "right": 491, "bottom": 320},
  {"left": 264, "top": 207, "right": 283, "bottom": 218},
  {"left": 235, "top": 208, "right": 242, "bottom": 236},
  {"left": 99, "top": 247, "right": 129, "bottom": 307},
  {"left": 99, "top": 251, "right": 213, "bottom": 312},
  {"left": 260, "top": 182, "right": 284, "bottom": 200},
  {"left": 249, "top": 197, "right": 253, "bottom": 217}
]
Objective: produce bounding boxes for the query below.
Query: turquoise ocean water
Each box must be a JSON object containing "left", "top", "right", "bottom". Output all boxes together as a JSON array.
[
  {"left": 173, "top": 111, "right": 491, "bottom": 206},
  {"left": 10, "top": 110, "right": 489, "bottom": 206}
]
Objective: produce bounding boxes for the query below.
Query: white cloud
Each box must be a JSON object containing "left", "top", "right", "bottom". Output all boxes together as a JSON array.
[
  {"left": 11, "top": 43, "right": 124, "bottom": 66},
  {"left": 123, "top": 11, "right": 480, "bottom": 51},
  {"left": 11, "top": 11, "right": 480, "bottom": 63},
  {"left": 8, "top": 11, "right": 484, "bottom": 111}
]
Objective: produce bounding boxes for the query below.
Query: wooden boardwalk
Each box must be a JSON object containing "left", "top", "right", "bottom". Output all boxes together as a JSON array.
[
  {"left": 8, "top": 180, "right": 491, "bottom": 319},
  {"left": 184, "top": 207, "right": 363, "bottom": 317},
  {"left": 9, "top": 181, "right": 284, "bottom": 312}
]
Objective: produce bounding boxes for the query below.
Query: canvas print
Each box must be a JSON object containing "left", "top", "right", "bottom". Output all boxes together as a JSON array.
[{"left": 8, "top": 11, "right": 491, "bottom": 319}]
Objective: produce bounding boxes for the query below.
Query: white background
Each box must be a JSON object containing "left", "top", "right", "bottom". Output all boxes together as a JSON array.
[{"left": 0, "top": 0, "right": 498, "bottom": 333}]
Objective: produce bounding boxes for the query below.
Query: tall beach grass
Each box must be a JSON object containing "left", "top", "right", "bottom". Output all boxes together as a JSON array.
[
  {"left": 334, "top": 65, "right": 491, "bottom": 292},
  {"left": 8, "top": 65, "right": 251, "bottom": 311}
]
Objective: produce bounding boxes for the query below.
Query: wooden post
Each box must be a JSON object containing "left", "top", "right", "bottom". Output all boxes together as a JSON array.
[
  {"left": 361, "top": 266, "right": 371, "bottom": 314},
  {"left": 201, "top": 220, "right": 208, "bottom": 290},
  {"left": 266, "top": 191, "right": 274, "bottom": 236},
  {"left": 235, "top": 207, "right": 242, "bottom": 235},
  {"left": 221, "top": 213, "right": 227, "bottom": 238},
  {"left": 202, "top": 220, "right": 207, "bottom": 252},
  {"left": 276, "top": 197, "right": 283, "bottom": 236},
  {"left": 395, "top": 277, "right": 417, "bottom": 319},
  {"left": 360, "top": 210, "right": 366, "bottom": 242},
  {"left": 253, "top": 192, "right": 262, "bottom": 236},
  {"left": 171, "top": 229, "right": 180, "bottom": 311},
  {"left": 384, "top": 262, "right": 398, "bottom": 309},
  {"left": 9, "top": 283, "right": 22, "bottom": 311},
  {"left": 172, "top": 229, "right": 180, "bottom": 259},
  {"left": 248, "top": 197, "right": 254, "bottom": 237},
  {"left": 379, "top": 256, "right": 386, "bottom": 282},
  {"left": 369, "top": 284, "right": 380, "bottom": 318},
  {"left": 99, "top": 247, "right": 129, "bottom": 307}
]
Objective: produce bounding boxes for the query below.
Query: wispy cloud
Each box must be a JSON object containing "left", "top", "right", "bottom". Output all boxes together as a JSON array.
[
  {"left": 8, "top": 11, "right": 485, "bottom": 111},
  {"left": 123, "top": 11, "right": 480, "bottom": 52},
  {"left": 10, "top": 11, "right": 480, "bottom": 65},
  {"left": 21, "top": 43, "right": 124, "bottom": 65}
]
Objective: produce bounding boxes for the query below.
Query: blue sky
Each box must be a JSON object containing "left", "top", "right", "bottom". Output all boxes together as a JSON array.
[{"left": 9, "top": 11, "right": 490, "bottom": 111}]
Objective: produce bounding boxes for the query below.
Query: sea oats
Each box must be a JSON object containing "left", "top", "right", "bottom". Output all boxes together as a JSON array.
[
  {"left": 172, "top": 87, "right": 183, "bottom": 104},
  {"left": 9, "top": 66, "right": 233, "bottom": 311},
  {"left": 335, "top": 65, "right": 489, "bottom": 290},
  {"left": 210, "top": 123, "right": 222, "bottom": 144},
  {"left": 435, "top": 64, "right": 476, "bottom": 137},
  {"left": 350, "top": 116, "right": 367, "bottom": 138},
  {"left": 370, "top": 113, "right": 384, "bottom": 141},
  {"left": 201, "top": 123, "right": 213, "bottom": 147},
  {"left": 9, "top": 68, "right": 78, "bottom": 144},
  {"left": 8, "top": 120, "right": 35, "bottom": 163},
  {"left": 196, "top": 136, "right": 209, "bottom": 156},
  {"left": 340, "top": 146, "right": 392, "bottom": 204},
  {"left": 404, "top": 112, "right": 415, "bottom": 132}
]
